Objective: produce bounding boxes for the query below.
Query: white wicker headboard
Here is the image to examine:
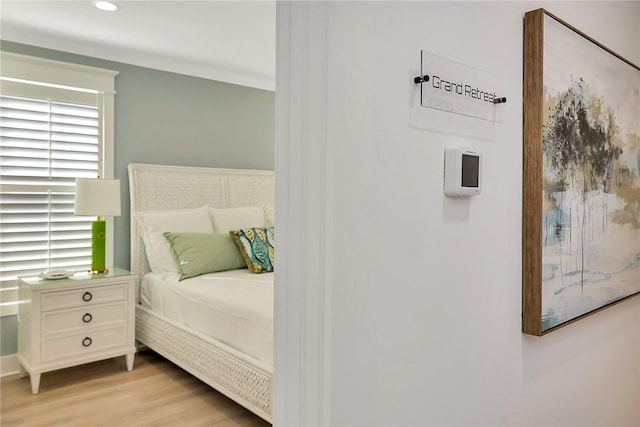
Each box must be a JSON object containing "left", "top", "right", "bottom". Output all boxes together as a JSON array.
[{"left": 128, "top": 162, "right": 275, "bottom": 291}]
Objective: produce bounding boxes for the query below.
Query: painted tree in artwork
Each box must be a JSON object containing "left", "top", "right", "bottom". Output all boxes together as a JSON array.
[{"left": 542, "top": 78, "right": 622, "bottom": 291}]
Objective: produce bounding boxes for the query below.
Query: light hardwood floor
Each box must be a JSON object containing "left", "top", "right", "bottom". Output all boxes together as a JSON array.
[{"left": 1, "top": 350, "right": 271, "bottom": 427}]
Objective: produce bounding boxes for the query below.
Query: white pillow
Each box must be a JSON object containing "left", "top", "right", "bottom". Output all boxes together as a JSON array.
[
  {"left": 264, "top": 206, "right": 275, "bottom": 227},
  {"left": 135, "top": 206, "right": 214, "bottom": 273},
  {"left": 209, "top": 206, "right": 266, "bottom": 233}
]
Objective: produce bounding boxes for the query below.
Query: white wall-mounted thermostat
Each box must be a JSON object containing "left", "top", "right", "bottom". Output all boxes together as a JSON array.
[{"left": 444, "top": 147, "right": 481, "bottom": 197}]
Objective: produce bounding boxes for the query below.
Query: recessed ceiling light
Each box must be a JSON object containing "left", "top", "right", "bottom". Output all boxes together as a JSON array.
[{"left": 94, "top": 1, "right": 118, "bottom": 12}]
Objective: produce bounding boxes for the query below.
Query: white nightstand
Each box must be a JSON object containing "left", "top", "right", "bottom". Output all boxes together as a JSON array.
[{"left": 17, "top": 268, "right": 136, "bottom": 394}]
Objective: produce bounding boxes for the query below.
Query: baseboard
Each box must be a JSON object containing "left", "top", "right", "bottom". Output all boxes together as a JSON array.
[{"left": 1, "top": 354, "right": 19, "bottom": 377}]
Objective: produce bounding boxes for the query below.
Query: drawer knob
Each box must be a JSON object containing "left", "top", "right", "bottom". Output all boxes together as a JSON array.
[
  {"left": 82, "top": 292, "right": 93, "bottom": 302},
  {"left": 82, "top": 313, "right": 93, "bottom": 323},
  {"left": 82, "top": 337, "right": 92, "bottom": 347}
]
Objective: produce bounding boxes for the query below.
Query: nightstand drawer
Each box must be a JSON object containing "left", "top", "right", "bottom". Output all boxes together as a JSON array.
[
  {"left": 41, "top": 326, "right": 128, "bottom": 362},
  {"left": 41, "top": 302, "right": 127, "bottom": 336},
  {"left": 41, "top": 283, "right": 128, "bottom": 311}
]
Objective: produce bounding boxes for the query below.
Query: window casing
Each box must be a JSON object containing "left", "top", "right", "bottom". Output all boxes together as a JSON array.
[{"left": 0, "top": 52, "right": 117, "bottom": 315}]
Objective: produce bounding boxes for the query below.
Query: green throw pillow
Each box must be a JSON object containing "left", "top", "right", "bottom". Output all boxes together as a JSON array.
[
  {"left": 229, "top": 227, "right": 275, "bottom": 274},
  {"left": 163, "top": 232, "right": 246, "bottom": 280}
]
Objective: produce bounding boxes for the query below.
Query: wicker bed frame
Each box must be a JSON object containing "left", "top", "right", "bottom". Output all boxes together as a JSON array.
[{"left": 128, "top": 162, "right": 274, "bottom": 422}]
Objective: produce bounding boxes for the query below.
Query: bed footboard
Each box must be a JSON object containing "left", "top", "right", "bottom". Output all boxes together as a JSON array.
[{"left": 135, "top": 306, "right": 272, "bottom": 422}]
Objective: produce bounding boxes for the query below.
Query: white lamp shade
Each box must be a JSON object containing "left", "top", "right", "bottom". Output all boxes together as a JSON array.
[{"left": 74, "top": 178, "right": 121, "bottom": 217}]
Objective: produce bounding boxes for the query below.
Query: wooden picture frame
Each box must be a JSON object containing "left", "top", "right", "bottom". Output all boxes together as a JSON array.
[{"left": 523, "top": 9, "right": 640, "bottom": 336}]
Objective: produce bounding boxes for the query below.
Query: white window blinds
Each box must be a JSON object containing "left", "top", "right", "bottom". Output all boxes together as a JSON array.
[
  {"left": 0, "top": 94, "right": 99, "bottom": 281},
  {"left": 0, "top": 52, "right": 117, "bottom": 294}
]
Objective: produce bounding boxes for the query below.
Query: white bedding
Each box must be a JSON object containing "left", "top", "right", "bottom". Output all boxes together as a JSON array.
[{"left": 140, "top": 269, "right": 273, "bottom": 366}]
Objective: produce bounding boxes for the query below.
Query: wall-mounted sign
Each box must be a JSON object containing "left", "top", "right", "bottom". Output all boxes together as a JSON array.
[{"left": 414, "top": 51, "right": 506, "bottom": 123}]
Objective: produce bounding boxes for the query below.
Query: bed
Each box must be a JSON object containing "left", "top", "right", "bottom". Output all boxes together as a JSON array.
[{"left": 128, "top": 162, "right": 274, "bottom": 422}]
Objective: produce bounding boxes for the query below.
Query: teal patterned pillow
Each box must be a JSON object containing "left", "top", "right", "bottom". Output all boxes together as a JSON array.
[{"left": 230, "top": 227, "right": 275, "bottom": 273}]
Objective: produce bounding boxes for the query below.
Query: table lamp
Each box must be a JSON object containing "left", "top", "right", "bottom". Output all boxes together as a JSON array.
[{"left": 74, "top": 178, "right": 121, "bottom": 274}]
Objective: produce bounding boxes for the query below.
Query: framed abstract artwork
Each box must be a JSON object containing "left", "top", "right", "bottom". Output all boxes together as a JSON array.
[{"left": 522, "top": 9, "right": 640, "bottom": 335}]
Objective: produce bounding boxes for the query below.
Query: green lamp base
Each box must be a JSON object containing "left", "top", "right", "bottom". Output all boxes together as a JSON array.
[{"left": 90, "top": 219, "right": 108, "bottom": 274}]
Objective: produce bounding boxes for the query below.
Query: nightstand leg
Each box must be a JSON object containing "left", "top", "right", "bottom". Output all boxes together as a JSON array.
[
  {"left": 29, "top": 373, "right": 41, "bottom": 394},
  {"left": 125, "top": 352, "right": 135, "bottom": 371},
  {"left": 18, "top": 363, "right": 26, "bottom": 378}
]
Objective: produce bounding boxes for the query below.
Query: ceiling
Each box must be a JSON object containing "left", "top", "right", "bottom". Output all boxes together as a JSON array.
[{"left": 0, "top": 0, "right": 276, "bottom": 91}]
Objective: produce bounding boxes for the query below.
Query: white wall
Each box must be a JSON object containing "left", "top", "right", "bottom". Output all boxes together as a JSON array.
[{"left": 277, "top": 1, "right": 640, "bottom": 426}]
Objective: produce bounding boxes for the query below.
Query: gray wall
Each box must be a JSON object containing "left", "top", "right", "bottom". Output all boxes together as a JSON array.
[
  {"left": 0, "top": 41, "right": 275, "bottom": 357},
  {"left": 0, "top": 316, "right": 17, "bottom": 356}
]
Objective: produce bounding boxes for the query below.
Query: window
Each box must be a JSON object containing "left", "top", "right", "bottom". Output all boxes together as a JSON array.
[
  {"left": 1, "top": 95, "right": 99, "bottom": 278},
  {"left": 0, "top": 52, "right": 117, "bottom": 315}
]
